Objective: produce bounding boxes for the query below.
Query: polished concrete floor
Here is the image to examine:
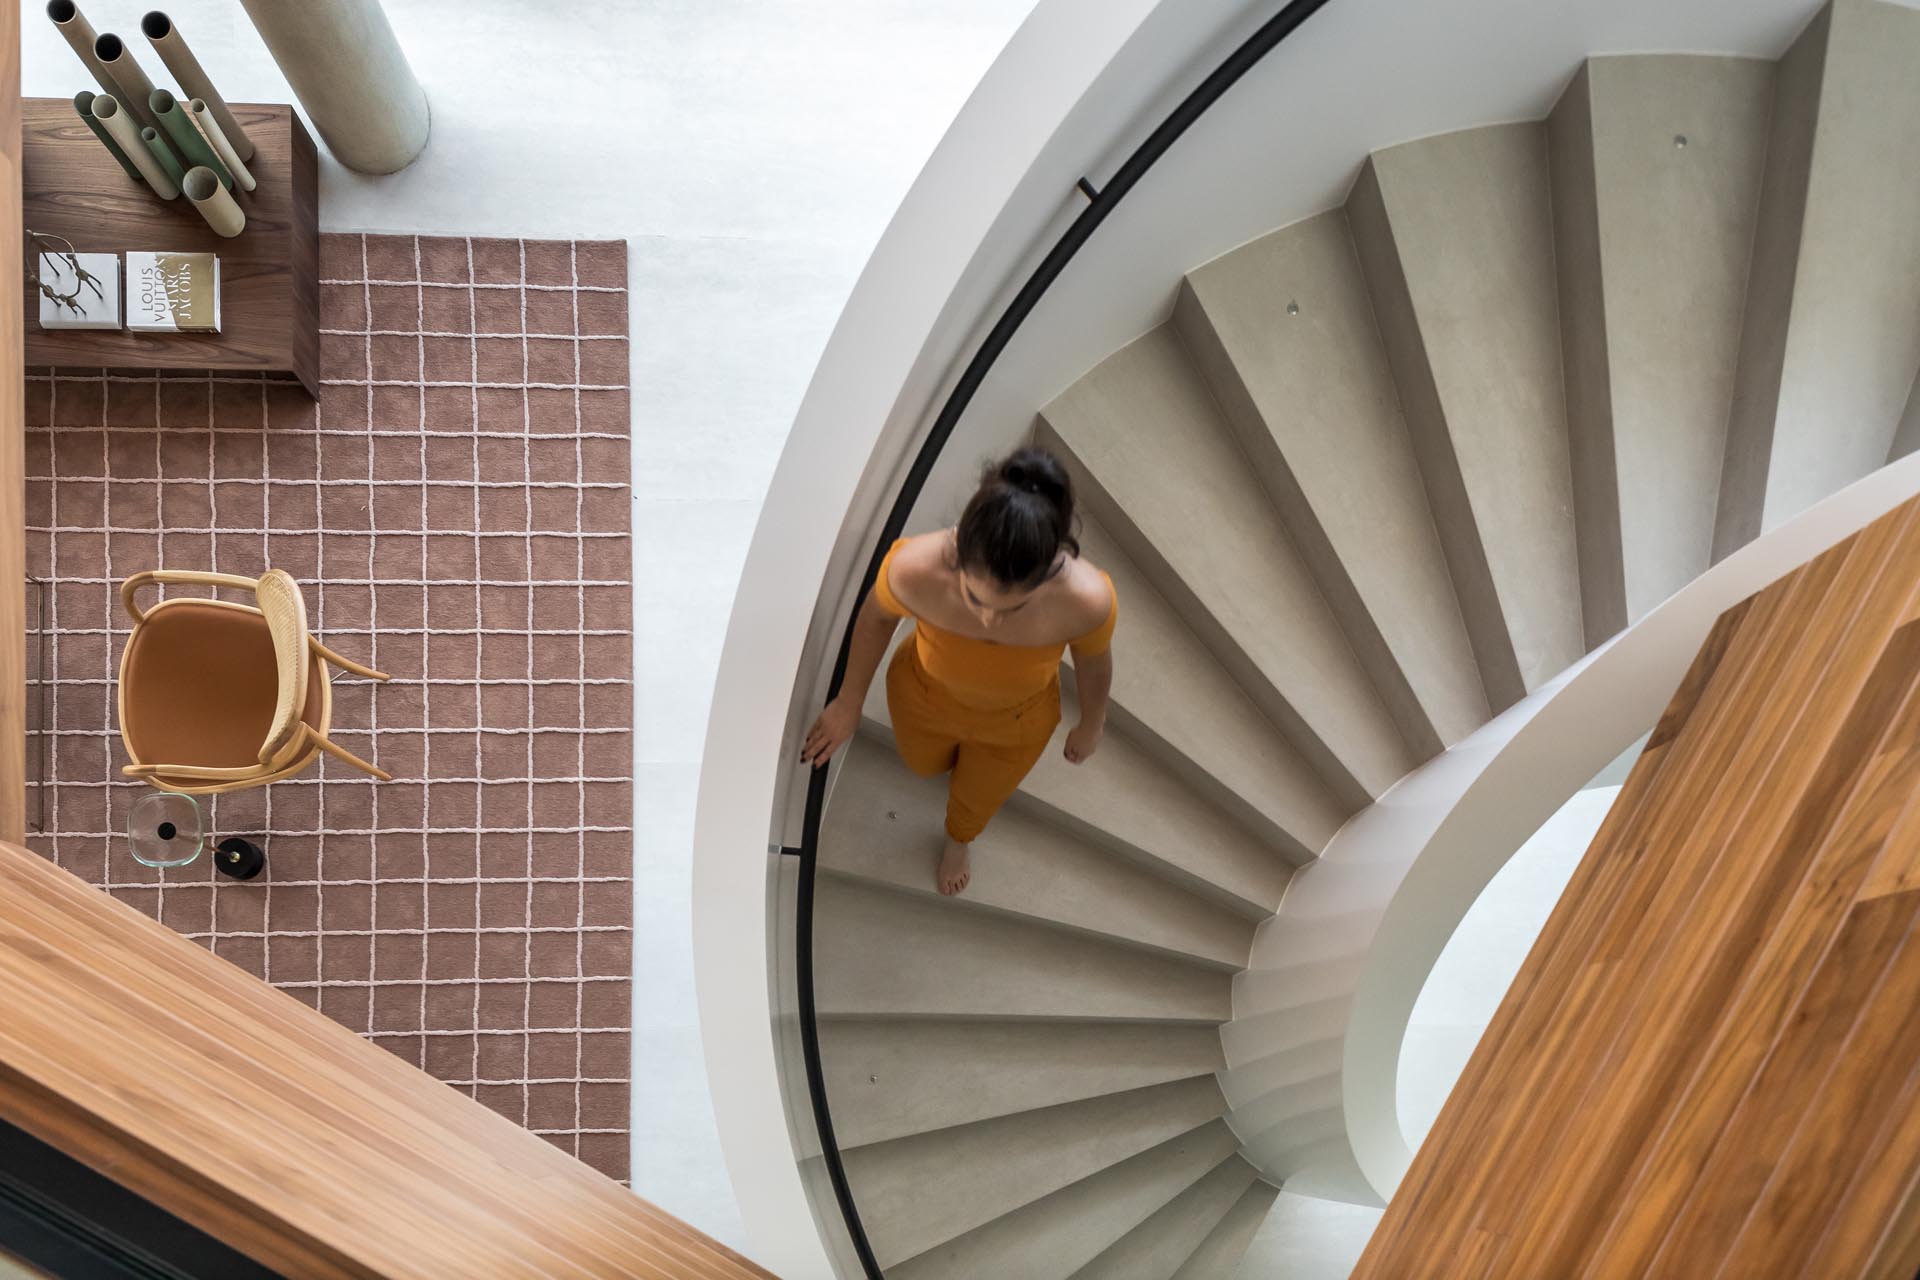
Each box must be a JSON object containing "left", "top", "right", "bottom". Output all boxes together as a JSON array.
[{"left": 24, "top": 0, "right": 1034, "bottom": 1248}]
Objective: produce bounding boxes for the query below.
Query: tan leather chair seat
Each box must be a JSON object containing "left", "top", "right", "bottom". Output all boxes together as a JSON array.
[
  {"left": 115, "top": 570, "right": 389, "bottom": 795},
  {"left": 121, "top": 600, "right": 328, "bottom": 772}
]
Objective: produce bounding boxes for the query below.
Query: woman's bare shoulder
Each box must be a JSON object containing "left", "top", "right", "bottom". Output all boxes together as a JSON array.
[
  {"left": 1056, "top": 555, "right": 1114, "bottom": 631},
  {"left": 887, "top": 532, "right": 951, "bottom": 607}
]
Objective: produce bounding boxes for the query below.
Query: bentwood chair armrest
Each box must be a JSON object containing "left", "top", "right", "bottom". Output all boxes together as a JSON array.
[
  {"left": 123, "top": 760, "right": 277, "bottom": 783},
  {"left": 119, "top": 569, "right": 263, "bottom": 623},
  {"left": 304, "top": 725, "right": 393, "bottom": 782},
  {"left": 310, "top": 638, "right": 391, "bottom": 682}
]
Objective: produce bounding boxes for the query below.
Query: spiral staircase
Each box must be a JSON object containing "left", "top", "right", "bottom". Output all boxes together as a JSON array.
[{"left": 807, "top": 1, "right": 1920, "bottom": 1273}]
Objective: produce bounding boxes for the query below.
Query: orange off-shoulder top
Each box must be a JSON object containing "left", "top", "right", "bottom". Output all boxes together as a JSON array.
[{"left": 871, "top": 538, "right": 1117, "bottom": 711}]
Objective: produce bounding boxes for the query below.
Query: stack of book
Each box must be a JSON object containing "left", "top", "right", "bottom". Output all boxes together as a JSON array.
[{"left": 37, "top": 249, "right": 219, "bottom": 333}]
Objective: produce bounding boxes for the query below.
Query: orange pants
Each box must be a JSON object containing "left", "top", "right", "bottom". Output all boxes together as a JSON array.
[{"left": 884, "top": 641, "right": 1061, "bottom": 843}]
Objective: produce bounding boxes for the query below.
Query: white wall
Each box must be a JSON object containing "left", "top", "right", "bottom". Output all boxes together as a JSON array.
[
  {"left": 23, "top": 0, "right": 1034, "bottom": 1250},
  {"left": 1238, "top": 1191, "right": 1382, "bottom": 1280},
  {"left": 1397, "top": 786, "right": 1619, "bottom": 1147}
]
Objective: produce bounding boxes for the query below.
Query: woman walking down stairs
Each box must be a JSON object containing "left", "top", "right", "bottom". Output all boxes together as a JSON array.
[{"left": 804, "top": 447, "right": 1117, "bottom": 897}]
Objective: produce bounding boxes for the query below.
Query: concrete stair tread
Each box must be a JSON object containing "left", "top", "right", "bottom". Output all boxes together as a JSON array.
[
  {"left": 819, "top": 1018, "right": 1224, "bottom": 1150},
  {"left": 1169, "top": 1180, "right": 1280, "bottom": 1280},
  {"left": 1228, "top": 1072, "right": 1345, "bottom": 1151},
  {"left": 1039, "top": 325, "right": 1416, "bottom": 804},
  {"left": 1714, "top": 0, "right": 1920, "bottom": 554},
  {"left": 843, "top": 1078, "right": 1228, "bottom": 1268},
  {"left": 883, "top": 1120, "right": 1242, "bottom": 1280},
  {"left": 1350, "top": 122, "right": 1587, "bottom": 703},
  {"left": 1072, "top": 512, "right": 1349, "bottom": 861},
  {"left": 821, "top": 737, "right": 1256, "bottom": 969},
  {"left": 1179, "top": 214, "right": 1489, "bottom": 755},
  {"left": 813, "top": 876, "right": 1232, "bottom": 1024},
  {"left": 1551, "top": 54, "right": 1773, "bottom": 640},
  {"left": 1015, "top": 695, "right": 1296, "bottom": 912},
  {"left": 1069, "top": 1155, "right": 1260, "bottom": 1280}
]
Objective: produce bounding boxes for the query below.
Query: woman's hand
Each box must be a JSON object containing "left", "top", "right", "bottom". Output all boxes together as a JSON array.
[
  {"left": 1064, "top": 718, "right": 1103, "bottom": 765},
  {"left": 801, "top": 696, "right": 859, "bottom": 767}
]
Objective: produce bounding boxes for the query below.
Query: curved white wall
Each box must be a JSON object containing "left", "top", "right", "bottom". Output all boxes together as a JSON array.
[{"left": 1397, "top": 786, "right": 1615, "bottom": 1149}]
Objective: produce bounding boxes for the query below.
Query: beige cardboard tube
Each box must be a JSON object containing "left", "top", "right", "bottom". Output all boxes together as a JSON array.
[
  {"left": 47, "top": 1, "right": 120, "bottom": 103},
  {"left": 92, "top": 94, "right": 178, "bottom": 199},
  {"left": 188, "top": 99, "right": 256, "bottom": 192},
  {"left": 142, "top": 11, "right": 254, "bottom": 163},
  {"left": 183, "top": 166, "right": 244, "bottom": 237},
  {"left": 93, "top": 33, "right": 159, "bottom": 130}
]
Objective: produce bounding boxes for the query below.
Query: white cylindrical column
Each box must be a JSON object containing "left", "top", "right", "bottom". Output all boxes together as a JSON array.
[
  {"left": 237, "top": 0, "right": 429, "bottom": 175},
  {"left": 142, "top": 10, "right": 255, "bottom": 163},
  {"left": 183, "top": 166, "right": 245, "bottom": 237},
  {"left": 92, "top": 94, "right": 178, "bottom": 199}
]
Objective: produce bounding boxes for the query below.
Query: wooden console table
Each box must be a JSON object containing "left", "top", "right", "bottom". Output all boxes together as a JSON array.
[{"left": 21, "top": 98, "right": 318, "bottom": 397}]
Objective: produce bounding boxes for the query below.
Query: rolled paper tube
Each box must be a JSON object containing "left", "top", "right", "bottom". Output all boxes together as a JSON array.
[
  {"left": 93, "top": 33, "right": 159, "bottom": 130},
  {"left": 183, "top": 107, "right": 242, "bottom": 193},
  {"left": 74, "top": 90, "right": 145, "bottom": 184},
  {"left": 140, "top": 127, "right": 187, "bottom": 188},
  {"left": 91, "top": 94, "right": 178, "bottom": 199},
  {"left": 142, "top": 11, "right": 254, "bottom": 163},
  {"left": 47, "top": 1, "right": 121, "bottom": 103},
  {"left": 182, "top": 166, "right": 244, "bottom": 237},
  {"left": 150, "top": 89, "right": 232, "bottom": 190},
  {"left": 190, "top": 98, "right": 256, "bottom": 192}
]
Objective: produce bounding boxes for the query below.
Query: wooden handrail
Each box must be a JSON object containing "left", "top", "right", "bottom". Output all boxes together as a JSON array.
[
  {"left": 0, "top": 841, "right": 777, "bottom": 1278},
  {"left": 1354, "top": 494, "right": 1920, "bottom": 1278}
]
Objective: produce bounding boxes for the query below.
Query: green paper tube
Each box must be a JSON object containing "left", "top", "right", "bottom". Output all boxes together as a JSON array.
[
  {"left": 149, "top": 87, "right": 231, "bottom": 189},
  {"left": 74, "top": 90, "right": 144, "bottom": 183},
  {"left": 140, "top": 126, "right": 186, "bottom": 188}
]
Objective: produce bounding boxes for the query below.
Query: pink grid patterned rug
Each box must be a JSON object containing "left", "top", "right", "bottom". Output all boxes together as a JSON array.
[{"left": 23, "top": 233, "right": 634, "bottom": 1181}]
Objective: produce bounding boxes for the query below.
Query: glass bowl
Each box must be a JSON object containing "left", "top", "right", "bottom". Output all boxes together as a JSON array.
[{"left": 127, "top": 791, "right": 205, "bottom": 868}]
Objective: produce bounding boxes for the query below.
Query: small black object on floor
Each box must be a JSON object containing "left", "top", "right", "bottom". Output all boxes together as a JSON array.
[{"left": 213, "top": 837, "right": 265, "bottom": 881}]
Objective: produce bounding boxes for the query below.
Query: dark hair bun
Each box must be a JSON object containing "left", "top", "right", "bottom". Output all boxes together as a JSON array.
[
  {"left": 999, "top": 455, "right": 1067, "bottom": 503},
  {"left": 956, "top": 446, "right": 1080, "bottom": 589}
]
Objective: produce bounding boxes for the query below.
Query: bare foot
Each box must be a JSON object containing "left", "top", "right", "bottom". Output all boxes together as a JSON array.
[{"left": 937, "top": 838, "right": 971, "bottom": 896}]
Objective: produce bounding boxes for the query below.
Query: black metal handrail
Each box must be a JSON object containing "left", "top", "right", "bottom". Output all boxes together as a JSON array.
[{"left": 790, "top": 1, "right": 1335, "bottom": 1272}]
